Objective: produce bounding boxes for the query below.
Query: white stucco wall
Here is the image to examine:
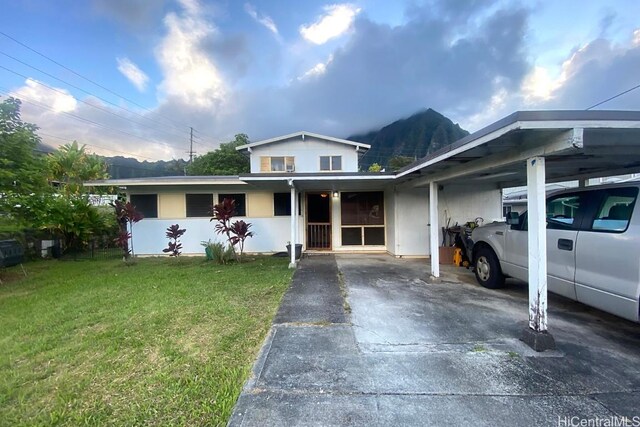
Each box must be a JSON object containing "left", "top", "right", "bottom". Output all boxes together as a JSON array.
[
  {"left": 393, "top": 188, "right": 430, "bottom": 256},
  {"left": 249, "top": 136, "right": 360, "bottom": 173},
  {"left": 131, "top": 216, "right": 301, "bottom": 255},
  {"left": 438, "top": 183, "right": 503, "bottom": 229},
  {"left": 390, "top": 183, "right": 502, "bottom": 257}
]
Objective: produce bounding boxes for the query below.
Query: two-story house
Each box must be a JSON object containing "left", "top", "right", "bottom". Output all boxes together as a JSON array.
[{"left": 87, "top": 130, "right": 504, "bottom": 264}]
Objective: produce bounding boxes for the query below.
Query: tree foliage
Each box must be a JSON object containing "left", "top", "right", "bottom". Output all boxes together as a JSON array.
[
  {"left": 368, "top": 163, "right": 382, "bottom": 172},
  {"left": 388, "top": 155, "right": 415, "bottom": 171},
  {"left": 186, "top": 133, "right": 250, "bottom": 176},
  {"left": 0, "top": 97, "right": 47, "bottom": 195},
  {"left": 47, "top": 141, "right": 109, "bottom": 196}
]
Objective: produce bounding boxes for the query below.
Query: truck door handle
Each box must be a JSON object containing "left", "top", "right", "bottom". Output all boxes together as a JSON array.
[{"left": 557, "top": 238, "right": 573, "bottom": 251}]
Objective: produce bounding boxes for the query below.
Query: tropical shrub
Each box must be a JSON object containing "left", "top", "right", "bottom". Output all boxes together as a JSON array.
[
  {"left": 202, "top": 241, "right": 234, "bottom": 264},
  {"left": 163, "top": 224, "right": 186, "bottom": 257},
  {"left": 111, "top": 200, "right": 143, "bottom": 260},
  {"left": 211, "top": 198, "right": 255, "bottom": 262}
]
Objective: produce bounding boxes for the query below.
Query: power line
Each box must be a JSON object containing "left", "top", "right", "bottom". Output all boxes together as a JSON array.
[
  {"left": 36, "top": 131, "right": 162, "bottom": 161},
  {"left": 0, "top": 30, "right": 197, "bottom": 135},
  {"left": 586, "top": 82, "right": 640, "bottom": 110},
  {"left": 0, "top": 53, "right": 199, "bottom": 145},
  {"left": 0, "top": 31, "right": 225, "bottom": 152},
  {"left": 0, "top": 87, "right": 179, "bottom": 153}
]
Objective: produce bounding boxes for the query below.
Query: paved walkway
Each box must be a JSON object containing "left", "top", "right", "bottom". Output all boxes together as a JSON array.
[{"left": 229, "top": 255, "right": 640, "bottom": 426}]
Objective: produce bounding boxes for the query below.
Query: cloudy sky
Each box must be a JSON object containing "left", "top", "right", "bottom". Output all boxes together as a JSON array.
[{"left": 0, "top": 0, "right": 638, "bottom": 161}]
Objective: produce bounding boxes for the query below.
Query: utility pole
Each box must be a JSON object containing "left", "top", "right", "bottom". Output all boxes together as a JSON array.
[
  {"left": 185, "top": 127, "right": 195, "bottom": 176},
  {"left": 189, "top": 127, "right": 195, "bottom": 163}
]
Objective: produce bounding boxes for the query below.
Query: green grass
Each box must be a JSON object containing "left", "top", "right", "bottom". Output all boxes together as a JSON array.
[{"left": 0, "top": 256, "right": 293, "bottom": 426}]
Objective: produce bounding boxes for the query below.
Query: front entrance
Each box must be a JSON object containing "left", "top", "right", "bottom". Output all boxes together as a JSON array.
[{"left": 306, "top": 193, "right": 331, "bottom": 249}]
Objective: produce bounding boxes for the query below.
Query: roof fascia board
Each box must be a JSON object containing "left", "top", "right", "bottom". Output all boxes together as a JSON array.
[{"left": 241, "top": 174, "right": 394, "bottom": 181}]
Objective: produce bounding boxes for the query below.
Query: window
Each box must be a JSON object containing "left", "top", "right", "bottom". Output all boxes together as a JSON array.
[
  {"left": 130, "top": 194, "right": 157, "bottom": 218},
  {"left": 591, "top": 188, "right": 637, "bottom": 232},
  {"left": 260, "top": 156, "right": 295, "bottom": 172},
  {"left": 546, "top": 194, "right": 584, "bottom": 229},
  {"left": 340, "top": 192, "right": 385, "bottom": 246},
  {"left": 274, "top": 192, "right": 291, "bottom": 216},
  {"left": 218, "top": 193, "right": 246, "bottom": 216},
  {"left": 320, "top": 156, "right": 342, "bottom": 171},
  {"left": 186, "top": 194, "right": 213, "bottom": 217}
]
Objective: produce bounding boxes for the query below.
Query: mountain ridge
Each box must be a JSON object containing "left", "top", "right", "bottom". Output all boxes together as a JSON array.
[{"left": 348, "top": 108, "right": 469, "bottom": 170}]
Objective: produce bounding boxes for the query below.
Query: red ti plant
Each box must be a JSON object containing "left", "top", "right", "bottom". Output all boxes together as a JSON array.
[
  {"left": 228, "top": 220, "right": 254, "bottom": 261},
  {"left": 211, "top": 198, "right": 254, "bottom": 262},
  {"left": 163, "top": 224, "right": 186, "bottom": 257},
  {"left": 111, "top": 200, "right": 144, "bottom": 260}
]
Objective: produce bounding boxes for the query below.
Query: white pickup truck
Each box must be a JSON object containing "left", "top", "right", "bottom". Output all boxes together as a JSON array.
[{"left": 470, "top": 183, "right": 640, "bottom": 322}]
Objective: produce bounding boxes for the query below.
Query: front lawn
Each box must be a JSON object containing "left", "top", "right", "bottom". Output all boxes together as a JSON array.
[{"left": 0, "top": 257, "right": 293, "bottom": 426}]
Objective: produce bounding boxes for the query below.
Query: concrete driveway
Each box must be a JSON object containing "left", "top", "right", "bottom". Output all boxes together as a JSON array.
[{"left": 229, "top": 255, "right": 640, "bottom": 426}]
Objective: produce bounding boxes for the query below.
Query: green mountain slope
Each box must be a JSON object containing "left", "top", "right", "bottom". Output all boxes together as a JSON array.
[{"left": 348, "top": 108, "right": 469, "bottom": 171}]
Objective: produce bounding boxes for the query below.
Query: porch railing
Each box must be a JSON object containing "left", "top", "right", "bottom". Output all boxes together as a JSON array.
[{"left": 307, "top": 223, "right": 331, "bottom": 249}]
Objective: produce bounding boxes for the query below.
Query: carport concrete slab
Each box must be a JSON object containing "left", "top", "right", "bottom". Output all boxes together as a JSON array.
[
  {"left": 375, "top": 395, "right": 614, "bottom": 427},
  {"left": 230, "top": 254, "right": 640, "bottom": 426}
]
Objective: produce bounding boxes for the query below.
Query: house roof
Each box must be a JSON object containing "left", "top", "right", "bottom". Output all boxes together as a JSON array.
[
  {"left": 85, "top": 110, "right": 640, "bottom": 191},
  {"left": 235, "top": 131, "right": 370, "bottom": 152},
  {"left": 86, "top": 176, "right": 246, "bottom": 187},
  {"left": 395, "top": 110, "right": 640, "bottom": 188}
]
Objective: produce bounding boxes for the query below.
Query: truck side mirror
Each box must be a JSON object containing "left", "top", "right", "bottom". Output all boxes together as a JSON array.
[{"left": 506, "top": 211, "right": 520, "bottom": 225}]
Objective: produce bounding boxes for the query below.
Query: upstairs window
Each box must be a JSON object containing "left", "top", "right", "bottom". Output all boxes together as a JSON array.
[
  {"left": 320, "top": 156, "right": 342, "bottom": 171},
  {"left": 260, "top": 156, "right": 295, "bottom": 172}
]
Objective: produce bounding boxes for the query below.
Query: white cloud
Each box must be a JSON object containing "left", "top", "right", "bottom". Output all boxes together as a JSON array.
[
  {"left": 521, "top": 66, "right": 562, "bottom": 104},
  {"left": 12, "top": 79, "right": 77, "bottom": 113},
  {"left": 155, "top": 0, "right": 226, "bottom": 108},
  {"left": 116, "top": 57, "right": 149, "bottom": 92},
  {"left": 632, "top": 28, "right": 640, "bottom": 45},
  {"left": 244, "top": 3, "right": 279, "bottom": 36},
  {"left": 298, "top": 54, "right": 334, "bottom": 80},
  {"left": 300, "top": 4, "right": 361, "bottom": 45}
]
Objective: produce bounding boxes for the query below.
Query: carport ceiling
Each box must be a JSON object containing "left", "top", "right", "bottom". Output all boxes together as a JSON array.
[{"left": 397, "top": 111, "right": 640, "bottom": 188}]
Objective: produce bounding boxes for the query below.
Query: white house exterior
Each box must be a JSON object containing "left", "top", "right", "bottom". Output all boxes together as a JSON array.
[{"left": 95, "top": 131, "right": 502, "bottom": 261}]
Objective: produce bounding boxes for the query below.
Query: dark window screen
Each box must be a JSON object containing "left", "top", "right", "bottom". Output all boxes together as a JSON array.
[
  {"left": 341, "top": 192, "right": 384, "bottom": 225},
  {"left": 218, "top": 193, "right": 246, "bottom": 216},
  {"left": 130, "top": 194, "right": 157, "bottom": 218},
  {"left": 274, "top": 192, "right": 291, "bottom": 216},
  {"left": 364, "top": 227, "right": 385, "bottom": 245},
  {"left": 342, "top": 228, "right": 362, "bottom": 245},
  {"left": 186, "top": 194, "right": 213, "bottom": 217}
]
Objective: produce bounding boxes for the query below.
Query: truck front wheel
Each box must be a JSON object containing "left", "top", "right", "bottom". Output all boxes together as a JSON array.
[{"left": 474, "top": 246, "right": 505, "bottom": 289}]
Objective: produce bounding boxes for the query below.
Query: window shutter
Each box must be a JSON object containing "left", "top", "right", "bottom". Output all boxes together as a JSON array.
[{"left": 260, "top": 156, "right": 270, "bottom": 172}]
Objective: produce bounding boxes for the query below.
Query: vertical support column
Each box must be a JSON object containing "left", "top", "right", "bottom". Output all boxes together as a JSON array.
[
  {"left": 289, "top": 184, "right": 297, "bottom": 269},
  {"left": 521, "top": 156, "right": 555, "bottom": 351},
  {"left": 429, "top": 181, "right": 440, "bottom": 279}
]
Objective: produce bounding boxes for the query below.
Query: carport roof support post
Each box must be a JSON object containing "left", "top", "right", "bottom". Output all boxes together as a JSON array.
[
  {"left": 429, "top": 181, "right": 440, "bottom": 278},
  {"left": 289, "top": 182, "right": 297, "bottom": 269},
  {"left": 522, "top": 156, "right": 556, "bottom": 351}
]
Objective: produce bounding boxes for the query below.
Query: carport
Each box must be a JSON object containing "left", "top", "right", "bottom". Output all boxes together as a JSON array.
[{"left": 395, "top": 110, "right": 640, "bottom": 350}]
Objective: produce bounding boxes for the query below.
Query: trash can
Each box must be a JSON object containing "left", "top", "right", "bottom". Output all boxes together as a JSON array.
[
  {"left": 286, "top": 244, "right": 303, "bottom": 260},
  {"left": 0, "top": 240, "right": 24, "bottom": 268}
]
